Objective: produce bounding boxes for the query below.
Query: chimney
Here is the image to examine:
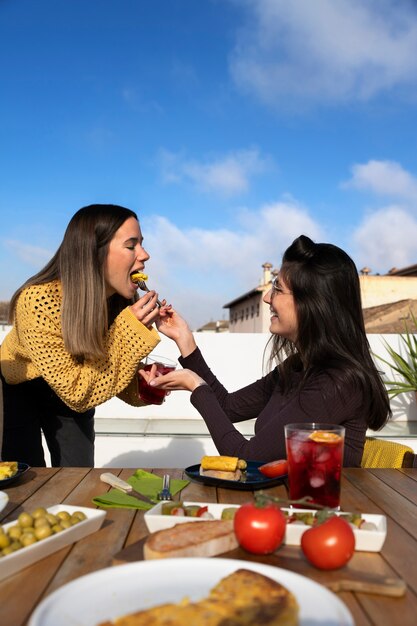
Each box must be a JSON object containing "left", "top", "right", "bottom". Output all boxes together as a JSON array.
[{"left": 262, "top": 262, "right": 273, "bottom": 286}]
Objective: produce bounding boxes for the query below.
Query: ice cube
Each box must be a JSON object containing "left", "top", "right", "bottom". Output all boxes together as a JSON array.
[
  {"left": 309, "top": 472, "right": 325, "bottom": 488},
  {"left": 315, "top": 449, "right": 331, "bottom": 464}
]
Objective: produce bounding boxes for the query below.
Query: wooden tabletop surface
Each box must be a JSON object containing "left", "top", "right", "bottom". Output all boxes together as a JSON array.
[{"left": 1, "top": 467, "right": 417, "bottom": 626}]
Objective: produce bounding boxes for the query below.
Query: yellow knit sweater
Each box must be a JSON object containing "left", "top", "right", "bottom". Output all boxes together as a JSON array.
[{"left": 0, "top": 281, "right": 160, "bottom": 411}]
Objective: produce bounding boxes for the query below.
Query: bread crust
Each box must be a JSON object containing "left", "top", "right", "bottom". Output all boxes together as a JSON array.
[
  {"left": 199, "top": 468, "right": 242, "bottom": 481},
  {"left": 143, "top": 520, "right": 238, "bottom": 560}
]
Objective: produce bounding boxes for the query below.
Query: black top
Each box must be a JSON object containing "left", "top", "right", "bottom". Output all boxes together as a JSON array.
[{"left": 180, "top": 348, "right": 367, "bottom": 467}]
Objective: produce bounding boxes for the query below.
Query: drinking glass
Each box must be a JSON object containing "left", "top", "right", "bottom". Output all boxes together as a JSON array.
[
  {"left": 285, "top": 423, "right": 345, "bottom": 509},
  {"left": 138, "top": 355, "right": 177, "bottom": 405}
]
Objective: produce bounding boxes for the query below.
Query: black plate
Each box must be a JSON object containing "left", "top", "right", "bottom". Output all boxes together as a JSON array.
[
  {"left": 185, "top": 461, "right": 287, "bottom": 491},
  {"left": 0, "top": 462, "right": 30, "bottom": 487}
]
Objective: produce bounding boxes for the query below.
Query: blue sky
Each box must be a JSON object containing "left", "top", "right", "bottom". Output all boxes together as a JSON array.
[{"left": 2, "top": 0, "right": 417, "bottom": 329}]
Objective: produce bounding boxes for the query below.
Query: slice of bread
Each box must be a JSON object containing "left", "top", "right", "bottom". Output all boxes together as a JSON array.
[
  {"left": 199, "top": 468, "right": 242, "bottom": 481},
  {"left": 99, "top": 568, "right": 299, "bottom": 625},
  {"left": 143, "top": 520, "right": 238, "bottom": 560}
]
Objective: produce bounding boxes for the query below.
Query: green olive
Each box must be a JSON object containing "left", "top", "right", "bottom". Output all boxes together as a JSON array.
[
  {"left": 34, "top": 517, "right": 50, "bottom": 528},
  {"left": 57, "top": 511, "right": 71, "bottom": 521},
  {"left": 45, "top": 513, "right": 58, "bottom": 525},
  {"left": 31, "top": 507, "right": 48, "bottom": 519},
  {"left": 8, "top": 526, "right": 23, "bottom": 540},
  {"left": 72, "top": 511, "right": 87, "bottom": 521},
  {"left": 21, "top": 533, "right": 37, "bottom": 547},
  {"left": 221, "top": 507, "right": 239, "bottom": 520},
  {"left": 9, "top": 540, "right": 22, "bottom": 552},
  {"left": 59, "top": 519, "right": 72, "bottom": 529},
  {"left": 18, "top": 512, "right": 34, "bottom": 528},
  {"left": 34, "top": 525, "right": 53, "bottom": 540},
  {"left": 51, "top": 524, "right": 64, "bottom": 533}
]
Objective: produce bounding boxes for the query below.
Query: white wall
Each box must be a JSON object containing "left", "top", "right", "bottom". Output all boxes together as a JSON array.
[
  {"left": 2, "top": 327, "right": 417, "bottom": 467},
  {"left": 93, "top": 333, "right": 417, "bottom": 422},
  {"left": 360, "top": 275, "right": 417, "bottom": 308},
  {"left": 1, "top": 326, "right": 416, "bottom": 422},
  {"left": 96, "top": 333, "right": 273, "bottom": 420}
]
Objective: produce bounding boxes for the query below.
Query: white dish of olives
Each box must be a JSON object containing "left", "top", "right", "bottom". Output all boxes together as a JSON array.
[
  {"left": 0, "top": 491, "right": 8, "bottom": 514},
  {"left": 0, "top": 504, "right": 106, "bottom": 582}
]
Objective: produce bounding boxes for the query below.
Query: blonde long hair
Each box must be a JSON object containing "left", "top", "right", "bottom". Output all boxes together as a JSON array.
[{"left": 9, "top": 204, "right": 139, "bottom": 359}]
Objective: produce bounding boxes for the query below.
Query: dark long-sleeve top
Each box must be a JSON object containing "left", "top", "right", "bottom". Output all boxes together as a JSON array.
[{"left": 180, "top": 348, "right": 367, "bottom": 468}]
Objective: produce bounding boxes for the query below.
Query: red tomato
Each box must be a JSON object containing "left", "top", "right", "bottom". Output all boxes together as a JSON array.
[
  {"left": 233, "top": 502, "right": 286, "bottom": 554},
  {"left": 258, "top": 459, "right": 288, "bottom": 478},
  {"left": 301, "top": 516, "right": 355, "bottom": 570}
]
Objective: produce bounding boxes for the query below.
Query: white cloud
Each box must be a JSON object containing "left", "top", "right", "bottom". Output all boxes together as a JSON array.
[
  {"left": 4, "top": 240, "right": 52, "bottom": 267},
  {"left": 343, "top": 160, "right": 417, "bottom": 200},
  {"left": 141, "top": 200, "right": 323, "bottom": 328},
  {"left": 157, "top": 148, "right": 272, "bottom": 196},
  {"left": 352, "top": 205, "right": 417, "bottom": 272},
  {"left": 230, "top": 0, "right": 417, "bottom": 105}
]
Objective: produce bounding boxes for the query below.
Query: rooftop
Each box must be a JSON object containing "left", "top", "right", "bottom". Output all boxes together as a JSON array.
[{"left": 363, "top": 299, "right": 417, "bottom": 333}]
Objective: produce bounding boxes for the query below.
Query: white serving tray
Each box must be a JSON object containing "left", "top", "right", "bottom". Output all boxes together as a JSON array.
[
  {"left": 0, "top": 490, "right": 9, "bottom": 513},
  {"left": 0, "top": 504, "right": 106, "bottom": 582},
  {"left": 144, "top": 501, "right": 386, "bottom": 552}
]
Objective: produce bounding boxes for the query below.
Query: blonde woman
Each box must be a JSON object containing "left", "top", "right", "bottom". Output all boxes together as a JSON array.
[{"left": 1, "top": 204, "right": 166, "bottom": 467}]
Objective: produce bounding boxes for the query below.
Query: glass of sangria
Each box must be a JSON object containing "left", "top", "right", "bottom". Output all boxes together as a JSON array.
[
  {"left": 138, "top": 355, "right": 177, "bottom": 405},
  {"left": 285, "top": 423, "right": 345, "bottom": 509}
]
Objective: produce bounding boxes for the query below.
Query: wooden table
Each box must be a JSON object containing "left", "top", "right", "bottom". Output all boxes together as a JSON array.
[{"left": 1, "top": 467, "right": 417, "bottom": 626}]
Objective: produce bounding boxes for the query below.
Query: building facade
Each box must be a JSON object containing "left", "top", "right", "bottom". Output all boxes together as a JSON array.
[
  {"left": 224, "top": 262, "right": 278, "bottom": 333},
  {"left": 225, "top": 262, "right": 417, "bottom": 333}
]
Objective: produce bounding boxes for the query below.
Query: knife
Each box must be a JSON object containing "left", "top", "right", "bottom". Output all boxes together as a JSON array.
[
  {"left": 326, "top": 575, "right": 406, "bottom": 597},
  {"left": 100, "top": 472, "right": 156, "bottom": 506}
]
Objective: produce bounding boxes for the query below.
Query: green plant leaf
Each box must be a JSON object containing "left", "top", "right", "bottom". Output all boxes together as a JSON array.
[{"left": 373, "top": 310, "right": 417, "bottom": 396}]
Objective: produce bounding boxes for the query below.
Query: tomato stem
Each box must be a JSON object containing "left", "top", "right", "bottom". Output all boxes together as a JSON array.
[{"left": 254, "top": 492, "right": 330, "bottom": 514}]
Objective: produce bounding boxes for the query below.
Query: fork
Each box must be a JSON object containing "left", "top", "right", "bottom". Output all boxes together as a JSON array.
[
  {"left": 136, "top": 278, "right": 163, "bottom": 308},
  {"left": 157, "top": 474, "right": 172, "bottom": 500}
]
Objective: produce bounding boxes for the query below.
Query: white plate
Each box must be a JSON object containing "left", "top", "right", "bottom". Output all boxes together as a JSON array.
[
  {"left": 28, "top": 557, "right": 354, "bottom": 626},
  {"left": 144, "top": 501, "right": 387, "bottom": 551},
  {"left": 0, "top": 490, "right": 9, "bottom": 513},
  {"left": 0, "top": 504, "right": 106, "bottom": 583}
]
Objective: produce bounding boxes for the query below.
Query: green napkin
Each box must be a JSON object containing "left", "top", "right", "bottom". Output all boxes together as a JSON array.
[{"left": 92, "top": 469, "right": 189, "bottom": 510}]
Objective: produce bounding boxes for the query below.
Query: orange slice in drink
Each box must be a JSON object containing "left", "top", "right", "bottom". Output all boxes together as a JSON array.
[{"left": 308, "top": 431, "right": 342, "bottom": 444}]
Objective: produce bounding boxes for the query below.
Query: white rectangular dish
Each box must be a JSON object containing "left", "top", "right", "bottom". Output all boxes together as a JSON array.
[
  {"left": 0, "top": 504, "right": 106, "bottom": 582},
  {"left": 144, "top": 501, "right": 386, "bottom": 552}
]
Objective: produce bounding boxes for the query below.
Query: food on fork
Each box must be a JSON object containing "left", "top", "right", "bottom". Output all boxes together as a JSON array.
[
  {"left": 130, "top": 271, "right": 148, "bottom": 283},
  {"left": 0, "top": 461, "right": 18, "bottom": 480},
  {"left": 130, "top": 271, "right": 163, "bottom": 307},
  {"left": 97, "top": 568, "right": 299, "bottom": 625},
  {"left": 199, "top": 455, "right": 247, "bottom": 481},
  {"left": 143, "top": 519, "right": 238, "bottom": 560}
]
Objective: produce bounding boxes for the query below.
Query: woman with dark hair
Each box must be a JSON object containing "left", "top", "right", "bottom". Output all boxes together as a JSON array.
[
  {"left": 1, "top": 204, "right": 166, "bottom": 467},
  {"left": 146, "top": 235, "right": 390, "bottom": 467}
]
